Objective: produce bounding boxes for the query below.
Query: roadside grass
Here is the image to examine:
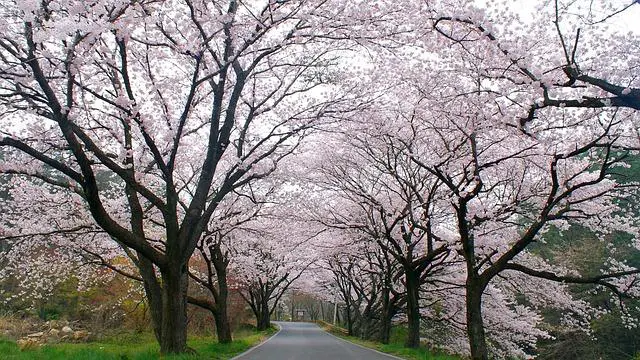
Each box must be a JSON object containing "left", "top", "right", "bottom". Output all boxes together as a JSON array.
[
  {"left": 319, "top": 322, "right": 460, "bottom": 360},
  {"left": 0, "top": 327, "right": 276, "bottom": 360}
]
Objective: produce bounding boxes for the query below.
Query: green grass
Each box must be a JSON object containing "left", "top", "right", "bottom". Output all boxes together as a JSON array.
[
  {"left": 0, "top": 327, "right": 276, "bottom": 360},
  {"left": 319, "top": 322, "right": 460, "bottom": 360}
]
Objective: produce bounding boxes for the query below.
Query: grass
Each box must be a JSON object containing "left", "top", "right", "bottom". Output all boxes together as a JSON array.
[
  {"left": 319, "top": 322, "right": 460, "bottom": 360},
  {"left": 0, "top": 327, "right": 277, "bottom": 360}
]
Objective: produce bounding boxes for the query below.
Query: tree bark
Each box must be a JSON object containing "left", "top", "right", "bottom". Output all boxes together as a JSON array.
[
  {"left": 138, "top": 256, "right": 163, "bottom": 343},
  {"left": 290, "top": 294, "right": 295, "bottom": 321},
  {"left": 257, "top": 297, "right": 271, "bottom": 330},
  {"left": 186, "top": 295, "right": 232, "bottom": 345},
  {"left": 378, "top": 287, "right": 392, "bottom": 344},
  {"left": 405, "top": 268, "right": 420, "bottom": 348},
  {"left": 159, "top": 265, "right": 189, "bottom": 354},
  {"left": 211, "top": 243, "right": 232, "bottom": 343},
  {"left": 345, "top": 301, "right": 354, "bottom": 336},
  {"left": 467, "top": 279, "right": 489, "bottom": 360},
  {"left": 379, "top": 313, "right": 392, "bottom": 344},
  {"left": 214, "top": 305, "right": 232, "bottom": 344}
]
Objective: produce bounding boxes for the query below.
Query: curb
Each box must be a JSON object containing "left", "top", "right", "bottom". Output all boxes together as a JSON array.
[{"left": 230, "top": 323, "right": 282, "bottom": 360}]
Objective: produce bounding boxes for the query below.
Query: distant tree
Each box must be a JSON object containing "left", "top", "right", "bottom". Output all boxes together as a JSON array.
[
  {"left": 234, "top": 212, "right": 321, "bottom": 331},
  {"left": 315, "top": 130, "right": 452, "bottom": 348}
]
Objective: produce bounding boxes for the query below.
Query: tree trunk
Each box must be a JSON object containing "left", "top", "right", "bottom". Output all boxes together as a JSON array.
[
  {"left": 378, "top": 288, "right": 392, "bottom": 344},
  {"left": 345, "top": 301, "right": 354, "bottom": 336},
  {"left": 379, "top": 312, "right": 392, "bottom": 344},
  {"left": 188, "top": 297, "right": 232, "bottom": 345},
  {"left": 359, "top": 313, "right": 369, "bottom": 340},
  {"left": 159, "top": 265, "right": 189, "bottom": 354},
  {"left": 467, "top": 279, "right": 489, "bottom": 360},
  {"left": 257, "top": 297, "right": 271, "bottom": 330},
  {"left": 137, "top": 255, "right": 163, "bottom": 343},
  {"left": 214, "top": 305, "right": 232, "bottom": 344},
  {"left": 290, "top": 294, "right": 295, "bottom": 321},
  {"left": 405, "top": 268, "right": 420, "bottom": 348},
  {"left": 212, "top": 245, "right": 232, "bottom": 343}
]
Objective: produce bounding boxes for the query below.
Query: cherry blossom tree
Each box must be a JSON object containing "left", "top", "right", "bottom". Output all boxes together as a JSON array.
[
  {"left": 314, "top": 130, "right": 453, "bottom": 348},
  {"left": 232, "top": 203, "right": 325, "bottom": 331},
  {"left": 187, "top": 180, "right": 279, "bottom": 342},
  {"left": 326, "top": 239, "right": 404, "bottom": 343},
  {"left": 0, "top": 0, "right": 367, "bottom": 353},
  {"left": 0, "top": 173, "right": 129, "bottom": 311},
  {"left": 187, "top": 231, "right": 235, "bottom": 343},
  {"left": 412, "top": 2, "right": 640, "bottom": 358}
]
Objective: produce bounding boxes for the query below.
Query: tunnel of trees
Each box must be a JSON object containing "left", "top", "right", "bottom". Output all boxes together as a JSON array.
[{"left": 1, "top": 1, "right": 640, "bottom": 359}]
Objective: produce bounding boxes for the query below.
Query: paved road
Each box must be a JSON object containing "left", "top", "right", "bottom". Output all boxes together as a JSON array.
[{"left": 234, "top": 322, "right": 399, "bottom": 360}]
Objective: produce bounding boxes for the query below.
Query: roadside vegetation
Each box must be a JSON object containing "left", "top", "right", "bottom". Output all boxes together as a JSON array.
[{"left": 0, "top": 326, "right": 276, "bottom": 360}]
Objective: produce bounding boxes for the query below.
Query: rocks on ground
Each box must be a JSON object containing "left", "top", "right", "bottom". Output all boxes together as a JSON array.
[{"left": 3, "top": 319, "right": 94, "bottom": 350}]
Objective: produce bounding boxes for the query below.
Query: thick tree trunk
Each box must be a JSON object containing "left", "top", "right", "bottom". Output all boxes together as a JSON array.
[
  {"left": 137, "top": 255, "right": 163, "bottom": 343},
  {"left": 359, "top": 313, "right": 369, "bottom": 340},
  {"left": 187, "top": 294, "right": 232, "bottom": 345},
  {"left": 126, "top": 182, "right": 164, "bottom": 344},
  {"left": 345, "top": 302, "right": 354, "bottom": 336},
  {"left": 378, "top": 288, "right": 392, "bottom": 344},
  {"left": 379, "top": 313, "right": 392, "bottom": 344},
  {"left": 405, "top": 268, "right": 421, "bottom": 348},
  {"left": 212, "top": 246, "right": 232, "bottom": 343},
  {"left": 467, "top": 280, "right": 489, "bottom": 360},
  {"left": 214, "top": 305, "right": 232, "bottom": 344},
  {"left": 257, "top": 298, "right": 271, "bottom": 330},
  {"left": 159, "top": 265, "right": 189, "bottom": 354}
]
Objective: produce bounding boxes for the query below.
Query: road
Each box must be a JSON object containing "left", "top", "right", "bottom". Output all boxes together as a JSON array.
[{"left": 233, "top": 322, "right": 399, "bottom": 360}]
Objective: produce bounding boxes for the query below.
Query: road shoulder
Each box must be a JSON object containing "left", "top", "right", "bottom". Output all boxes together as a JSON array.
[
  {"left": 318, "top": 323, "right": 404, "bottom": 360},
  {"left": 230, "top": 324, "right": 282, "bottom": 360}
]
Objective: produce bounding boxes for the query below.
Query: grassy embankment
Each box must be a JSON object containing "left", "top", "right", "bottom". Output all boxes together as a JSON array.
[
  {"left": 0, "top": 327, "right": 276, "bottom": 360},
  {"left": 319, "top": 321, "right": 461, "bottom": 360}
]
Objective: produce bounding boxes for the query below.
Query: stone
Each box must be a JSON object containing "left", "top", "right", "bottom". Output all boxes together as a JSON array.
[
  {"left": 17, "top": 338, "right": 40, "bottom": 351},
  {"left": 61, "top": 326, "right": 73, "bottom": 334},
  {"left": 48, "top": 320, "right": 59, "bottom": 328},
  {"left": 26, "top": 332, "right": 44, "bottom": 338},
  {"left": 72, "top": 330, "right": 90, "bottom": 341}
]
